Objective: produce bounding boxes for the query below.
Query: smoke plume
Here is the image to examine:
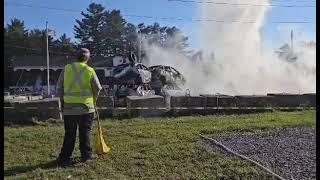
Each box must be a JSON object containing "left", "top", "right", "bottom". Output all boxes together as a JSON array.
[{"left": 143, "top": 0, "right": 316, "bottom": 95}]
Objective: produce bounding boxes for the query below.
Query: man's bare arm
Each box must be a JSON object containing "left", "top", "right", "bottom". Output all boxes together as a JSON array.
[
  {"left": 91, "top": 71, "right": 103, "bottom": 103},
  {"left": 56, "top": 70, "right": 64, "bottom": 107}
]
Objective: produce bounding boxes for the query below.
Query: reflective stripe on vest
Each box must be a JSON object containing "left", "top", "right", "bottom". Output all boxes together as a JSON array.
[{"left": 63, "top": 62, "right": 94, "bottom": 104}]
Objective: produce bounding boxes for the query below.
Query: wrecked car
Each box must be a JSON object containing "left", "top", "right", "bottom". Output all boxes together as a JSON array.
[
  {"left": 106, "top": 53, "right": 154, "bottom": 97},
  {"left": 149, "top": 65, "right": 186, "bottom": 96},
  {"left": 105, "top": 52, "right": 186, "bottom": 98}
]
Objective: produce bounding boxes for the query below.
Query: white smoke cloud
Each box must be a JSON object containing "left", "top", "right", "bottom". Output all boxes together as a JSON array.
[{"left": 142, "top": 0, "right": 316, "bottom": 95}]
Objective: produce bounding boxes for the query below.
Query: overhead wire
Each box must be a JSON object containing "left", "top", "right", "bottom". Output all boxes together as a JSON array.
[
  {"left": 167, "top": 0, "right": 315, "bottom": 7},
  {"left": 4, "top": 2, "right": 314, "bottom": 24}
]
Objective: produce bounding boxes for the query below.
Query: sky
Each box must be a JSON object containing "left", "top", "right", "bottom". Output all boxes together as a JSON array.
[{"left": 4, "top": 0, "right": 316, "bottom": 50}]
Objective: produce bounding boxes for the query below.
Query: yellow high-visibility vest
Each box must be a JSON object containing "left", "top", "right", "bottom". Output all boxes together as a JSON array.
[{"left": 63, "top": 62, "right": 94, "bottom": 104}]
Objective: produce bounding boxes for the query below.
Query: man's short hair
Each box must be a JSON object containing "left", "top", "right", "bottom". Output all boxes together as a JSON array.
[{"left": 77, "top": 48, "right": 91, "bottom": 62}]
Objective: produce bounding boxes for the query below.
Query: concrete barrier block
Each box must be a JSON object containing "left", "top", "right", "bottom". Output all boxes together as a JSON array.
[
  {"left": 268, "top": 94, "right": 304, "bottom": 107},
  {"left": 235, "top": 95, "right": 274, "bottom": 107},
  {"left": 301, "top": 93, "right": 316, "bottom": 107},
  {"left": 96, "top": 96, "right": 114, "bottom": 107},
  {"left": 170, "top": 96, "right": 205, "bottom": 107},
  {"left": 96, "top": 96, "right": 114, "bottom": 118},
  {"left": 29, "top": 96, "right": 43, "bottom": 101},
  {"left": 114, "top": 97, "right": 127, "bottom": 107},
  {"left": 112, "top": 108, "right": 130, "bottom": 118},
  {"left": 127, "top": 95, "right": 165, "bottom": 108},
  {"left": 8, "top": 98, "right": 62, "bottom": 122},
  {"left": 203, "top": 95, "right": 237, "bottom": 107},
  {"left": 127, "top": 95, "right": 165, "bottom": 117},
  {"left": 169, "top": 96, "right": 206, "bottom": 116},
  {"left": 4, "top": 95, "right": 28, "bottom": 103}
]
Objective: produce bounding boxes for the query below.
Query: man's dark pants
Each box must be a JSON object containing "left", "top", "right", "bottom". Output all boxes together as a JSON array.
[{"left": 59, "top": 113, "right": 94, "bottom": 161}]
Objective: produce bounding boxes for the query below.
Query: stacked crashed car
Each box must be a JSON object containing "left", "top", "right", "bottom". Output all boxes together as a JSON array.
[
  {"left": 106, "top": 52, "right": 185, "bottom": 97},
  {"left": 149, "top": 65, "right": 186, "bottom": 96},
  {"left": 107, "top": 52, "right": 153, "bottom": 97}
]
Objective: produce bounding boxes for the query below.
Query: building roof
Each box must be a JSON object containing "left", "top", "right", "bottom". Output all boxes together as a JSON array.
[{"left": 11, "top": 55, "right": 114, "bottom": 69}]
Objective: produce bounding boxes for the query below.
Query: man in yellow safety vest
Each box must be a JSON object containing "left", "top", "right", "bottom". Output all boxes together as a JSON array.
[{"left": 56, "top": 48, "right": 102, "bottom": 165}]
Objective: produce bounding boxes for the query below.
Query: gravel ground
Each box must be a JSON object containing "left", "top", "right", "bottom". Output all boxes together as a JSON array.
[{"left": 203, "top": 127, "right": 316, "bottom": 180}]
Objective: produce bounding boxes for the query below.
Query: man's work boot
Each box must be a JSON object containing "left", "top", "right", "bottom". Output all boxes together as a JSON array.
[
  {"left": 56, "top": 156, "right": 71, "bottom": 167},
  {"left": 80, "top": 155, "right": 95, "bottom": 163}
]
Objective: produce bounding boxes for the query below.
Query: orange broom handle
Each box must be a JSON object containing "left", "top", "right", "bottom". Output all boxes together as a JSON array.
[{"left": 94, "top": 90, "right": 101, "bottom": 127}]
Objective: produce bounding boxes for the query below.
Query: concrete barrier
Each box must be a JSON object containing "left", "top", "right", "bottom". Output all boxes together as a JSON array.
[
  {"left": 4, "top": 98, "right": 62, "bottom": 123},
  {"left": 114, "top": 97, "right": 127, "bottom": 107},
  {"left": 4, "top": 95, "right": 28, "bottom": 102},
  {"left": 235, "top": 95, "right": 274, "bottom": 107},
  {"left": 301, "top": 93, "right": 316, "bottom": 107},
  {"left": 170, "top": 96, "right": 206, "bottom": 107},
  {"left": 169, "top": 96, "right": 206, "bottom": 115},
  {"left": 96, "top": 96, "right": 114, "bottom": 118},
  {"left": 162, "top": 90, "right": 185, "bottom": 109},
  {"left": 127, "top": 95, "right": 166, "bottom": 117},
  {"left": 267, "top": 94, "right": 307, "bottom": 107},
  {"left": 4, "top": 93, "right": 316, "bottom": 122},
  {"left": 4, "top": 95, "right": 43, "bottom": 105},
  {"left": 28, "top": 96, "right": 43, "bottom": 101},
  {"left": 202, "top": 95, "right": 238, "bottom": 107}
]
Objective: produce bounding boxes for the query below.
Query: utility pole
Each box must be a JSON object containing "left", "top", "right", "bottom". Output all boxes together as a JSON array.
[
  {"left": 291, "top": 29, "right": 293, "bottom": 53},
  {"left": 138, "top": 32, "right": 142, "bottom": 63},
  {"left": 46, "top": 21, "right": 50, "bottom": 96}
]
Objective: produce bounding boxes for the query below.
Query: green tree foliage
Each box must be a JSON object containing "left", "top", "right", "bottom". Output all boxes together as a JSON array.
[
  {"left": 4, "top": 18, "right": 29, "bottom": 87},
  {"left": 4, "top": 18, "right": 29, "bottom": 54},
  {"left": 137, "top": 22, "right": 189, "bottom": 51},
  {"left": 74, "top": 3, "right": 189, "bottom": 58},
  {"left": 27, "top": 29, "right": 48, "bottom": 55},
  {"left": 52, "top": 33, "right": 76, "bottom": 54},
  {"left": 74, "top": 3, "right": 107, "bottom": 56},
  {"left": 122, "top": 23, "right": 139, "bottom": 56},
  {"left": 101, "top": 9, "right": 128, "bottom": 56},
  {"left": 4, "top": 18, "right": 76, "bottom": 87},
  {"left": 74, "top": 3, "right": 137, "bottom": 57}
]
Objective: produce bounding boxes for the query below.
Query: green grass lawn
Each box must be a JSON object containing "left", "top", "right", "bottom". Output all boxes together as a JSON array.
[{"left": 4, "top": 110, "right": 316, "bottom": 179}]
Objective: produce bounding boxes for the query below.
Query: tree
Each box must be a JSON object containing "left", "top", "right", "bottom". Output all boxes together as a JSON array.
[
  {"left": 27, "top": 29, "right": 48, "bottom": 55},
  {"left": 100, "top": 9, "right": 127, "bottom": 57},
  {"left": 5, "top": 18, "right": 28, "bottom": 39},
  {"left": 4, "top": 18, "right": 29, "bottom": 53},
  {"left": 137, "top": 22, "right": 189, "bottom": 54},
  {"left": 123, "top": 23, "right": 138, "bottom": 55},
  {"left": 52, "top": 33, "right": 76, "bottom": 54},
  {"left": 74, "top": 3, "right": 190, "bottom": 58},
  {"left": 4, "top": 18, "right": 29, "bottom": 87},
  {"left": 137, "top": 23, "right": 188, "bottom": 49},
  {"left": 4, "top": 18, "right": 77, "bottom": 87},
  {"left": 74, "top": 3, "right": 138, "bottom": 58},
  {"left": 74, "top": 3, "right": 108, "bottom": 57}
]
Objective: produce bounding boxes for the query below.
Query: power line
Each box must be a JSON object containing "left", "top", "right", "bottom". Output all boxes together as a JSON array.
[
  {"left": 168, "top": 0, "right": 315, "bottom": 7},
  {"left": 213, "top": 0, "right": 315, "bottom": 1},
  {"left": 256, "top": 0, "right": 315, "bottom": 2},
  {"left": 268, "top": 0, "right": 315, "bottom": 1},
  {"left": 269, "top": 0, "right": 315, "bottom": 1},
  {"left": 4, "top": 2, "right": 314, "bottom": 24},
  {"left": 5, "top": 2, "right": 80, "bottom": 12},
  {"left": 124, "top": 14, "right": 313, "bottom": 23}
]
